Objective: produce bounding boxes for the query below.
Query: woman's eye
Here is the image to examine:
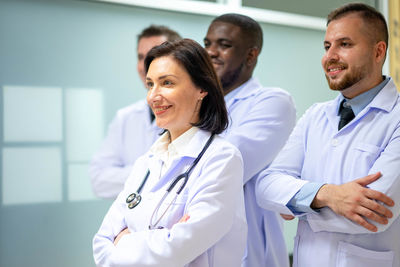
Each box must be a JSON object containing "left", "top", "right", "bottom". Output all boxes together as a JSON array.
[
  {"left": 164, "top": 80, "right": 173, "bottom": 86},
  {"left": 146, "top": 82, "right": 153, "bottom": 89}
]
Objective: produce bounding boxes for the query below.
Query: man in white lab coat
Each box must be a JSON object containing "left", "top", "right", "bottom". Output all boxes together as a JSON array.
[
  {"left": 256, "top": 3, "right": 400, "bottom": 266},
  {"left": 90, "top": 25, "right": 181, "bottom": 198},
  {"left": 204, "top": 13, "right": 296, "bottom": 267}
]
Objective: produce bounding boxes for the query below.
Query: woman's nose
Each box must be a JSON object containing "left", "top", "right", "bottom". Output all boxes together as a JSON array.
[{"left": 147, "top": 85, "right": 161, "bottom": 103}]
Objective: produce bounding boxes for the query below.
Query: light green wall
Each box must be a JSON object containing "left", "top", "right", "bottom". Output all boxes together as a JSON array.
[{"left": 1, "top": 0, "right": 340, "bottom": 266}]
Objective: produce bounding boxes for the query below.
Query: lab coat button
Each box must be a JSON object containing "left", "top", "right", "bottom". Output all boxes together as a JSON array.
[{"left": 331, "top": 139, "right": 339, "bottom": 146}]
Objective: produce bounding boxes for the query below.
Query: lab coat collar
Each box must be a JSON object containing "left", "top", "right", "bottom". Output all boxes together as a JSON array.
[
  {"left": 225, "top": 77, "right": 261, "bottom": 106},
  {"left": 367, "top": 78, "right": 398, "bottom": 113},
  {"left": 146, "top": 128, "right": 213, "bottom": 189},
  {"left": 148, "top": 128, "right": 212, "bottom": 161},
  {"left": 324, "top": 77, "right": 398, "bottom": 130}
]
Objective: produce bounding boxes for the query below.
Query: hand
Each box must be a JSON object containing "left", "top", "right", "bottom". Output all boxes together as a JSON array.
[
  {"left": 312, "top": 172, "right": 394, "bottom": 232},
  {"left": 179, "top": 214, "right": 190, "bottom": 223},
  {"left": 114, "top": 228, "right": 130, "bottom": 245},
  {"left": 280, "top": 214, "right": 295, "bottom": 220}
]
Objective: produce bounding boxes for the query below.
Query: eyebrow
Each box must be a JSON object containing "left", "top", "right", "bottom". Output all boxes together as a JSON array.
[
  {"left": 204, "top": 37, "right": 232, "bottom": 43},
  {"left": 146, "top": 74, "right": 178, "bottom": 80},
  {"left": 324, "top": 37, "right": 352, "bottom": 44}
]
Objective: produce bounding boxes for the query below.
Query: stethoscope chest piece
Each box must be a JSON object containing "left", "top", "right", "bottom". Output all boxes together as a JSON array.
[{"left": 126, "top": 192, "right": 142, "bottom": 209}]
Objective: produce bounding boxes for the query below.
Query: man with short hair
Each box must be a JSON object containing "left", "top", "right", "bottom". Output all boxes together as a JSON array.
[
  {"left": 204, "top": 13, "right": 296, "bottom": 267},
  {"left": 256, "top": 3, "right": 400, "bottom": 266},
  {"left": 90, "top": 25, "right": 181, "bottom": 198}
]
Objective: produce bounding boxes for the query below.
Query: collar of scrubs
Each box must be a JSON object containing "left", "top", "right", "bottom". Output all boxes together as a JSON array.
[{"left": 150, "top": 127, "right": 199, "bottom": 177}]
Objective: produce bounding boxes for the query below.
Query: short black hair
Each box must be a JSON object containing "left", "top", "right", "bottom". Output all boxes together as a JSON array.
[
  {"left": 212, "top": 13, "right": 263, "bottom": 52},
  {"left": 327, "top": 3, "right": 388, "bottom": 48},
  {"left": 137, "top": 25, "right": 181, "bottom": 44},
  {"left": 144, "top": 39, "right": 228, "bottom": 134}
]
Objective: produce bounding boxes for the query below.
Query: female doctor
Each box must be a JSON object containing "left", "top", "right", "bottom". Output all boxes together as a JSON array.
[{"left": 93, "top": 39, "right": 247, "bottom": 267}]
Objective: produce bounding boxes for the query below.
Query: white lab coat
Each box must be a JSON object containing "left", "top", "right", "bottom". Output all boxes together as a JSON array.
[
  {"left": 93, "top": 129, "right": 247, "bottom": 267},
  {"left": 90, "top": 99, "right": 161, "bottom": 198},
  {"left": 256, "top": 78, "right": 400, "bottom": 266},
  {"left": 223, "top": 78, "right": 296, "bottom": 267}
]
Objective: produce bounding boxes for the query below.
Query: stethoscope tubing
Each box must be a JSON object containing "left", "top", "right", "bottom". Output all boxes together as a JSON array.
[{"left": 148, "top": 133, "right": 215, "bottom": 229}]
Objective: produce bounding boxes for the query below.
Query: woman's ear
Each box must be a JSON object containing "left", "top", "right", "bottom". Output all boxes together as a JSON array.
[{"left": 199, "top": 89, "right": 208, "bottom": 100}]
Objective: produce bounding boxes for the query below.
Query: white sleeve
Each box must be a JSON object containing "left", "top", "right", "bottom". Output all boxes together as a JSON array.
[
  {"left": 89, "top": 114, "right": 133, "bottom": 199},
  {"left": 93, "top": 145, "right": 245, "bottom": 267},
  {"left": 226, "top": 90, "right": 296, "bottom": 184},
  {"left": 307, "top": 125, "right": 400, "bottom": 234},
  {"left": 256, "top": 108, "right": 311, "bottom": 215}
]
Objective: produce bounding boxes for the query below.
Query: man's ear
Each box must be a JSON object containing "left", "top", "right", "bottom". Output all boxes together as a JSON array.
[
  {"left": 374, "top": 41, "right": 386, "bottom": 63},
  {"left": 246, "top": 47, "right": 260, "bottom": 67}
]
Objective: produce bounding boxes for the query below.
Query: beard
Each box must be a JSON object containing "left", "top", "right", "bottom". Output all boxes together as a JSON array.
[
  {"left": 325, "top": 62, "right": 368, "bottom": 91},
  {"left": 220, "top": 63, "right": 243, "bottom": 92}
]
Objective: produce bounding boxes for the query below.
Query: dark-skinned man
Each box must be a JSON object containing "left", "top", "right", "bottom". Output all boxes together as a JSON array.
[{"left": 204, "top": 13, "right": 296, "bottom": 267}]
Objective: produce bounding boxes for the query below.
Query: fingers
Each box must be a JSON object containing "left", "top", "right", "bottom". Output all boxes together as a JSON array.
[
  {"left": 355, "top": 172, "right": 381, "bottom": 187},
  {"left": 348, "top": 213, "right": 378, "bottom": 232},
  {"left": 361, "top": 197, "right": 393, "bottom": 219},
  {"left": 364, "top": 188, "right": 395, "bottom": 208},
  {"left": 179, "top": 214, "right": 190, "bottom": 223},
  {"left": 280, "top": 214, "right": 295, "bottom": 220},
  {"left": 355, "top": 204, "right": 389, "bottom": 225},
  {"left": 114, "top": 228, "right": 130, "bottom": 245}
]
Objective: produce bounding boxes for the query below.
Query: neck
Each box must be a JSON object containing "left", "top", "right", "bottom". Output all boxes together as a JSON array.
[
  {"left": 342, "top": 74, "right": 384, "bottom": 99},
  {"left": 223, "top": 76, "right": 251, "bottom": 96}
]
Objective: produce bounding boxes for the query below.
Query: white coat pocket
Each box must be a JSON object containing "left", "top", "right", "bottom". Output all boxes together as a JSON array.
[
  {"left": 353, "top": 143, "right": 383, "bottom": 165},
  {"left": 336, "top": 241, "right": 393, "bottom": 267}
]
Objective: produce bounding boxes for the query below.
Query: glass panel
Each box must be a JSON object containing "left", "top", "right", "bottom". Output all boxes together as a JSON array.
[
  {"left": 2, "top": 147, "right": 62, "bottom": 205},
  {"left": 243, "top": 0, "right": 377, "bottom": 18},
  {"left": 3, "top": 86, "right": 62, "bottom": 142},
  {"left": 65, "top": 88, "right": 104, "bottom": 162},
  {"left": 68, "top": 163, "right": 97, "bottom": 201}
]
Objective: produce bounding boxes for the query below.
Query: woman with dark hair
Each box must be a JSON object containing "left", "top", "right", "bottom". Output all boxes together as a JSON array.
[{"left": 93, "top": 39, "right": 246, "bottom": 267}]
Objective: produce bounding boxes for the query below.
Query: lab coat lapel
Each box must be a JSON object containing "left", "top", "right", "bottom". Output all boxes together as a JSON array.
[
  {"left": 323, "top": 96, "right": 341, "bottom": 133},
  {"left": 150, "top": 129, "right": 212, "bottom": 192}
]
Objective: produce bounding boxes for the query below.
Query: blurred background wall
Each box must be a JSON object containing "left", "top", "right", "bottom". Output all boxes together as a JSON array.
[{"left": 0, "top": 0, "right": 382, "bottom": 266}]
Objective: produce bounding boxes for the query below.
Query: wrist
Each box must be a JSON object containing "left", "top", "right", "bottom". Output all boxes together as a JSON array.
[{"left": 311, "top": 184, "right": 331, "bottom": 209}]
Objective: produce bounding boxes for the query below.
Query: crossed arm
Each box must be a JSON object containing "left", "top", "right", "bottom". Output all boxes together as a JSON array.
[{"left": 257, "top": 106, "right": 400, "bottom": 233}]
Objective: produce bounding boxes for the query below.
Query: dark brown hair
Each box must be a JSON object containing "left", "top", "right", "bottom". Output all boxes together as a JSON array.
[
  {"left": 137, "top": 25, "right": 181, "bottom": 44},
  {"left": 327, "top": 3, "right": 388, "bottom": 49},
  {"left": 144, "top": 39, "right": 228, "bottom": 134}
]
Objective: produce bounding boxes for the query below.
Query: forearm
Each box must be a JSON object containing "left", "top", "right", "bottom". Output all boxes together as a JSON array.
[{"left": 90, "top": 165, "right": 133, "bottom": 199}]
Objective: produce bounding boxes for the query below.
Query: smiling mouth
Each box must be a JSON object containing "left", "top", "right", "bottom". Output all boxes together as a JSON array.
[
  {"left": 327, "top": 65, "right": 346, "bottom": 76},
  {"left": 211, "top": 59, "right": 223, "bottom": 66},
  {"left": 153, "top": 105, "right": 172, "bottom": 114}
]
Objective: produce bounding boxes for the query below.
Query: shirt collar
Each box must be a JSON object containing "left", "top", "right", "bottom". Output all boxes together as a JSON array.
[
  {"left": 149, "top": 127, "right": 199, "bottom": 166},
  {"left": 338, "top": 76, "right": 389, "bottom": 116}
]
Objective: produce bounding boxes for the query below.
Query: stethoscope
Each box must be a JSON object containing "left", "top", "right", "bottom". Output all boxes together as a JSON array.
[{"left": 126, "top": 133, "right": 215, "bottom": 229}]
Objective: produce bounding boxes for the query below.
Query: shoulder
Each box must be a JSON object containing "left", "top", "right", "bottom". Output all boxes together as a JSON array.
[
  {"left": 242, "top": 79, "right": 295, "bottom": 107},
  {"left": 209, "top": 134, "right": 243, "bottom": 161},
  {"left": 299, "top": 99, "right": 335, "bottom": 123},
  {"left": 112, "top": 99, "right": 149, "bottom": 122}
]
